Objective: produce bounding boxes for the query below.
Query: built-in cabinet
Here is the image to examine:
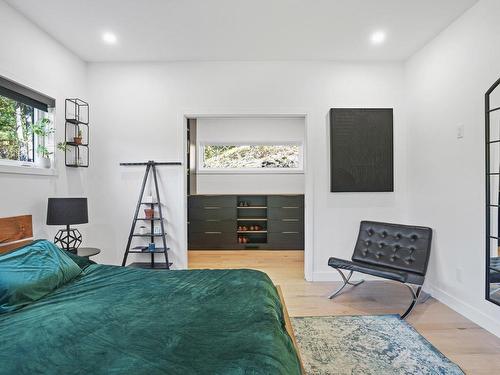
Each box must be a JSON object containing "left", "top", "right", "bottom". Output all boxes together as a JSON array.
[{"left": 188, "top": 194, "right": 304, "bottom": 250}]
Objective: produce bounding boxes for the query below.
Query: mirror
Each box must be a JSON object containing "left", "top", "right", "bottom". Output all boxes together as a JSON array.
[{"left": 486, "top": 77, "right": 500, "bottom": 306}]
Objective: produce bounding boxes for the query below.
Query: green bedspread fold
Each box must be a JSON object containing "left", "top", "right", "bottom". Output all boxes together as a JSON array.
[{"left": 0, "top": 265, "right": 301, "bottom": 375}]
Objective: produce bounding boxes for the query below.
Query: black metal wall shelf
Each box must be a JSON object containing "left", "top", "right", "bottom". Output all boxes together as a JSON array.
[{"left": 64, "top": 98, "right": 89, "bottom": 168}]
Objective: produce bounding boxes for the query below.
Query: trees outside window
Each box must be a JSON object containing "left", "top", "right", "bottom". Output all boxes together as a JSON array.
[
  {"left": 202, "top": 144, "right": 302, "bottom": 169},
  {"left": 0, "top": 95, "right": 35, "bottom": 162}
]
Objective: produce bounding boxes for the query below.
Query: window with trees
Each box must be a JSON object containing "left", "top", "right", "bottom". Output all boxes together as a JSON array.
[
  {"left": 201, "top": 144, "right": 303, "bottom": 171},
  {"left": 0, "top": 77, "right": 55, "bottom": 166}
]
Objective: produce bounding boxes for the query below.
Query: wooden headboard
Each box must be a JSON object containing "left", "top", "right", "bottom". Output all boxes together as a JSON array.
[{"left": 0, "top": 215, "right": 33, "bottom": 254}]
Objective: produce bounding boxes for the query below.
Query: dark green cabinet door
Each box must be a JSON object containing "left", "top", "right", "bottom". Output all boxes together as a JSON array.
[
  {"left": 268, "top": 232, "right": 304, "bottom": 250},
  {"left": 268, "top": 195, "right": 304, "bottom": 208},
  {"left": 189, "top": 232, "right": 236, "bottom": 249},
  {"left": 268, "top": 219, "right": 303, "bottom": 233}
]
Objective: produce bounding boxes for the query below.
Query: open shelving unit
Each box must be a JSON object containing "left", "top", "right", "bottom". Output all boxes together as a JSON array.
[
  {"left": 236, "top": 195, "right": 268, "bottom": 246},
  {"left": 120, "top": 161, "right": 182, "bottom": 269},
  {"left": 64, "top": 98, "right": 89, "bottom": 168},
  {"left": 188, "top": 194, "right": 304, "bottom": 250}
]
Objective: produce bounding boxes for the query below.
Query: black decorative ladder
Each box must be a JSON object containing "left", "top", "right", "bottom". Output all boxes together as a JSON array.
[{"left": 120, "top": 161, "right": 181, "bottom": 269}]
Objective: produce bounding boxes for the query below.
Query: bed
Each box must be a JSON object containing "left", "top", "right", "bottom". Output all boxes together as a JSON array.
[{"left": 0, "top": 216, "right": 302, "bottom": 374}]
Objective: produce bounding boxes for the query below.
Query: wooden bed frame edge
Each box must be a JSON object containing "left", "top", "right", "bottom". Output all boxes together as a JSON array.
[
  {"left": 0, "top": 215, "right": 34, "bottom": 254},
  {"left": 276, "top": 285, "right": 305, "bottom": 375}
]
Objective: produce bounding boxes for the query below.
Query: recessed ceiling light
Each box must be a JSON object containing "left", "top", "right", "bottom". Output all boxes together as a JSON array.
[
  {"left": 370, "top": 31, "right": 386, "bottom": 45},
  {"left": 102, "top": 32, "right": 117, "bottom": 45}
]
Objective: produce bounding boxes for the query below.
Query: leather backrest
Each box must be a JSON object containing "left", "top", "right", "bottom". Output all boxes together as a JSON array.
[{"left": 352, "top": 221, "right": 432, "bottom": 276}]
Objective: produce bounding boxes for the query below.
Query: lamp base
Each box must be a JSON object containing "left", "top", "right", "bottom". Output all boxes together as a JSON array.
[{"left": 54, "top": 226, "right": 82, "bottom": 252}]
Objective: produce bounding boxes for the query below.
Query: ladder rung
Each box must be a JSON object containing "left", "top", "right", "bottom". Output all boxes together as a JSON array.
[
  {"left": 132, "top": 246, "right": 169, "bottom": 250},
  {"left": 136, "top": 217, "right": 163, "bottom": 221},
  {"left": 128, "top": 262, "right": 173, "bottom": 269},
  {"left": 129, "top": 248, "right": 170, "bottom": 254},
  {"left": 132, "top": 233, "right": 167, "bottom": 237}
]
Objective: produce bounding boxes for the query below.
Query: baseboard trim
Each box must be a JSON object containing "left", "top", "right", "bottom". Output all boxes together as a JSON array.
[{"left": 424, "top": 284, "right": 500, "bottom": 338}]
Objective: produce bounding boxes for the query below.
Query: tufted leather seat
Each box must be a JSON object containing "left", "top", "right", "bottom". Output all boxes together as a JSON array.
[
  {"left": 328, "top": 221, "right": 432, "bottom": 286},
  {"left": 328, "top": 221, "right": 432, "bottom": 285},
  {"left": 327, "top": 221, "right": 432, "bottom": 318},
  {"left": 328, "top": 257, "right": 425, "bottom": 285}
]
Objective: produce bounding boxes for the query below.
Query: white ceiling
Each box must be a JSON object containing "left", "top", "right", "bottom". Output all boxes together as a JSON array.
[{"left": 5, "top": 0, "right": 478, "bottom": 62}]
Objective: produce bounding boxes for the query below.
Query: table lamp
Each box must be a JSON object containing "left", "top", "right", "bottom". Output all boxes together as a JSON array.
[{"left": 47, "top": 198, "right": 88, "bottom": 252}]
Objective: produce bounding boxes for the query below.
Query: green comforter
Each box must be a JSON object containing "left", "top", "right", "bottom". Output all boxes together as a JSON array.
[{"left": 0, "top": 265, "right": 301, "bottom": 375}]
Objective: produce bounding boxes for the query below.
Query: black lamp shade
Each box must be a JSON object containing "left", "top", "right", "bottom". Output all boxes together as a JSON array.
[{"left": 47, "top": 198, "right": 88, "bottom": 225}]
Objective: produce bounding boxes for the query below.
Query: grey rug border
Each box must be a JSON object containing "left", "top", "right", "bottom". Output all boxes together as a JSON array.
[{"left": 291, "top": 314, "right": 465, "bottom": 374}]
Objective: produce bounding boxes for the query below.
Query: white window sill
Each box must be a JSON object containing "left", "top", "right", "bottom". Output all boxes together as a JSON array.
[
  {"left": 197, "top": 169, "right": 304, "bottom": 175},
  {"left": 0, "top": 164, "right": 57, "bottom": 176}
]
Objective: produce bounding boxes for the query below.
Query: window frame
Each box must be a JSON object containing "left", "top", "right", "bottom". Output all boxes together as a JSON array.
[
  {"left": 197, "top": 141, "right": 305, "bottom": 174},
  {"left": 0, "top": 76, "right": 56, "bottom": 175}
]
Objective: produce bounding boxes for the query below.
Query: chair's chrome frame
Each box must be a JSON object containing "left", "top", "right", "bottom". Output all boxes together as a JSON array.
[
  {"left": 328, "top": 269, "right": 424, "bottom": 320},
  {"left": 401, "top": 284, "right": 422, "bottom": 319},
  {"left": 328, "top": 269, "right": 365, "bottom": 299}
]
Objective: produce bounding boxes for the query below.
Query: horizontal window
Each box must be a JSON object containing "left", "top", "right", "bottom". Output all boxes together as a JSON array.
[
  {"left": 200, "top": 144, "right": 303, "bottom": 171},
  {"left": 0, "top": 76, "right": 55, "bottom": 167}
]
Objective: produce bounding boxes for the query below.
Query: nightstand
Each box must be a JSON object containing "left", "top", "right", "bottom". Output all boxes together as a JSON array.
[{"left": 76, "top": 247, "right": 101, "bottom": 258}]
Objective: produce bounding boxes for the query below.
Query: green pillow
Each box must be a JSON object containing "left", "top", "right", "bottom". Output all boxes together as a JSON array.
[
  {"left": 0, "top": 239, "right": 82, "bottom": 313},
  {"left": 62, "top": 249, "right": 95, "bottom": 269}
]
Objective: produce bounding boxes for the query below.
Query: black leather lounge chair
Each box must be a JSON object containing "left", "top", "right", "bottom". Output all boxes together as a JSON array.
[{"left": 328, "top": 221, "right": 433, "bottom": 319}]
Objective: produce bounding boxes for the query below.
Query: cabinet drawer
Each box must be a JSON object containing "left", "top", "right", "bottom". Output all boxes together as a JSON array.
[
  {"left": 189, "top": 219, "right": 235, "bottom": 233},
  {"left": 188, "top": 232, "right": 235, "bottom": 249},
  {"left": 268, "top": 207, "right": 304, "bottom": 220},
  {"left": 268, "top": 219, "right": 303, "bottom": 233},
  {"left": 268, "top": 232, "right": 304, "bottom": 250},
  {"left": 189, "top": 195, "right": 236, "bottom": 208},
  {"left": 189, "top": 207, "right": 236, "bottom": 221},
  {"left": 268, "top": 195, "right": 304, "bottom": 208}
]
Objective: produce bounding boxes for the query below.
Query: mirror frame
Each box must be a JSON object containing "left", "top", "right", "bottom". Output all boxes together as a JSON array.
[{"left": 485, "top": 76, "right": 500, "bottom": 307}]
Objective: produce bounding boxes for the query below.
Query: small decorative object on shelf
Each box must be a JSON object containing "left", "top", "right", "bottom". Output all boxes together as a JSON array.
[
  {"left": 139, "top": 226, "right": 147, "bottom": 235},
  {"left": 63, "top": 98, "right": 89, "bottom": 168},
  {"left": 73, "top": 129, "right": 83, "bottom": 145},
  {"left": 144, "top": 208, "right": 155, "bottom": 219}
]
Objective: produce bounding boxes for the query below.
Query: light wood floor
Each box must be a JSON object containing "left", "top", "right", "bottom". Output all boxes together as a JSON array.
[{"left": 189, "top": 250, "right": 500, "bottom": 375}]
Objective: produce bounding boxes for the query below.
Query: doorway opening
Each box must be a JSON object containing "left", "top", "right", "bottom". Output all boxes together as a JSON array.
[{"left": 185, "top": 115, "right": 308, "bottom": 277}]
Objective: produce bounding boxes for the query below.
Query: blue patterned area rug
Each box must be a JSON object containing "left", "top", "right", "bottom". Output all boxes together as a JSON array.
[{"left": 290, "top": 315, "right": 464, "bottom": 375}]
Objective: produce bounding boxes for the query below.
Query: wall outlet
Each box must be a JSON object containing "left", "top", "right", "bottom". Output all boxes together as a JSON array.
[{"left": 457, "top": 124, "right": 465, "bottom": 139}]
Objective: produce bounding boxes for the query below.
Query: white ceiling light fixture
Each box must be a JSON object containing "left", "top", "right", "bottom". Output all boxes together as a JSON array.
[
  {"left": 370, "top": 30, "right": 386, "bottom": 45},
  {"left": 102, "top": 31, "right": 117, "bottom": 45}
]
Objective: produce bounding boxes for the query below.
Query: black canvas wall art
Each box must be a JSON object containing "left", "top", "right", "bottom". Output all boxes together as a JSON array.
[{"left": 330, "top": 108, "right": 393, "bottom": 192}]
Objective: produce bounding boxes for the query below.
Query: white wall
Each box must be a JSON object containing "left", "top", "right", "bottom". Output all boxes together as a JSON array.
[
  {"left": 0, "top": 1, "right": 88, "bottom": 241},
  {"left": 405, "top": 0, "right": 500, "bottom": 337},
  {"left": 2, "top": 0, "right": 498, "bottom": 339},
  {"left": 87, "top": 61, "right": 407, "bottom": 278},
  {"left": 195, "top": 117, "right": 305, "bottom": 194}
]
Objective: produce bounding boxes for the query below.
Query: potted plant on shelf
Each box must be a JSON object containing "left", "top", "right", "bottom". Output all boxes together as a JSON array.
[
  {"left": 144, "top": 208, "right": 155, "bottom": 219},
  {"left": 74, "top": 129, "right": 83, "bottom": 145},
  {"left": 31, "top": 118, "right": 54, "bottom": 168}
]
